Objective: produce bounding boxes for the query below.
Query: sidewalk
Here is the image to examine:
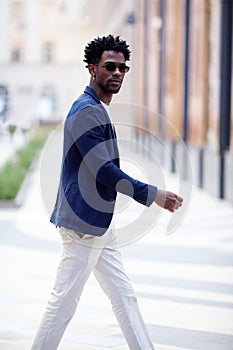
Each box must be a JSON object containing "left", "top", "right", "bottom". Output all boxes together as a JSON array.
[{"left": 0, "top": 145, "right": 233, "bottom": 350}]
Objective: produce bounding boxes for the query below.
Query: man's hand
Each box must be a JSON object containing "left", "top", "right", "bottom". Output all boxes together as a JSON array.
[{"left": 154, "top": 189, "right": 183, "bottom": 213}]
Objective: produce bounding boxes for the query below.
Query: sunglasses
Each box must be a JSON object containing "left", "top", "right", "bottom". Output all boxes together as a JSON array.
[{"left": 98, "top": 62, "right": 130, "bottom": 73}]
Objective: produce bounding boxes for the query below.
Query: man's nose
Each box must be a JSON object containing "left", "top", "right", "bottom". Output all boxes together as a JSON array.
[{"left": 112, "top": 67, "right": 122, "bottom": 75}]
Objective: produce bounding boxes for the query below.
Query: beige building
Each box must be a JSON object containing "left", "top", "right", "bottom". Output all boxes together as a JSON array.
[{"left": 0, "top": 0, "right": 135, "bottom": 126}]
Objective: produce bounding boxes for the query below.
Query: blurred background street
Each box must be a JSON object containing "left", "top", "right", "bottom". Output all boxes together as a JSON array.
[
  {"left": 0, "top": 146, "right": 233, "bottom": 350},
  {"left": 0, "top": 0, "right": 233, "bottom": 349}
]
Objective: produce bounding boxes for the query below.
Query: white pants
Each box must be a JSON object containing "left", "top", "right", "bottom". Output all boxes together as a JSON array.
[{"left": 31, "top": 226, "right": 155, "bottom": 350}]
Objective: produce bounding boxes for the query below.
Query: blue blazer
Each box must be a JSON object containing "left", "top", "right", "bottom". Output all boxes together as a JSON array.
[{"left": 50, "top": 86, "right": 157, "bottom": 236}]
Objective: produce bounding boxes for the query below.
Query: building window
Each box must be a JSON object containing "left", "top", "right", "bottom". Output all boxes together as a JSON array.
[
  {"left": 0, "top": 85, "right": 9, "bottom": 121},
  {"left": 42, "top": 43, "right": 54, "bottom": 63},
  {"left": 37, "top": 86, "right": 57, "bottom": 123},
  {"left": 10, "top": 1, "right": 26, "bottom": 29},
  {"left": 58, "top": 0, "right": 67, "bottom": 12},
  {"left": 11, "top": 47, "right": 22, "bottom": 62}
]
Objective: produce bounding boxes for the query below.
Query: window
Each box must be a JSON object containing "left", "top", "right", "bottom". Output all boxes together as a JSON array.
[
  {"left": 0, "top": 85, "right": 9, "bottom": 121},
  {"left": 10, "top": 1, "right": 26, "bottom": 29},
  {"left": 42, "top": 43, "right": 54, "bottom": 63},
  {"left": 37, "top": 86, "right": 57, "bottom": 122},
  {"left": 11, "top": 47, "right": 22, "bottom": 62}
]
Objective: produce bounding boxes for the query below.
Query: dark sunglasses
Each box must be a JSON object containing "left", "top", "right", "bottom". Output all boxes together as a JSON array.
[{"left": 99, "top": 62, "right": 130, "bottom": 73}]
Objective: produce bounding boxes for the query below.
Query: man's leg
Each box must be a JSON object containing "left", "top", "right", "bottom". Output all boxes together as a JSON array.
[
  {"left": 93, "top": 228, "right": 155, "bottom": 350},
  {"left": 31, "top": 227, "right": 105, "bottom": 350}
]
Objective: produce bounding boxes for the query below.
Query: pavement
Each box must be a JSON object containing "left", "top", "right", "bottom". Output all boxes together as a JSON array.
[{"left": 0, "top": 141, "right": 233, "bottom": 350}]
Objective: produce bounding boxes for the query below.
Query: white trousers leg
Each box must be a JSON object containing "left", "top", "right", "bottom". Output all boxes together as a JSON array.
[
  {"left": 31, "top": 227, "right": 106, "bottom": 350},
  {"left": 31, "top": 226, "right": 155, "bottom": 350},
  {"left": 93, "top": 229, "right": 155, "bottom": 350}
]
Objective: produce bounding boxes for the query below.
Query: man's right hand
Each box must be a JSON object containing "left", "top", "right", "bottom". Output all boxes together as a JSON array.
[{"left": 154, "top": 189, "right": 183, "bottom": 213}]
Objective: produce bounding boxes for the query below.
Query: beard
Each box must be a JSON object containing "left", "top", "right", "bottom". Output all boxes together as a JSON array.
[{"left": 98, "top": 79, "right": 122, "bottom": 94}]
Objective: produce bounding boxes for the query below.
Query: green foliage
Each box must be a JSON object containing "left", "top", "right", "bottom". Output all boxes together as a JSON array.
[
  {"left": 0, "top": 126, "right": 53, "bottom": 200},
  {"left": 8, "top": 124, "right": 17, "bottom": 135}
]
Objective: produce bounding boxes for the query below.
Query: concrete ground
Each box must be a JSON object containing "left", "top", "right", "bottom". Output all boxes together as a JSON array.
[{"left": 0, "top": 145, "right": 233, "bottom": 350}]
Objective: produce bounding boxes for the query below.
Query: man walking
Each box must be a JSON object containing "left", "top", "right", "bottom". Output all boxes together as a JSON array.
[{"left": 31, "top": 34, "right": 183, "bottom": 350}]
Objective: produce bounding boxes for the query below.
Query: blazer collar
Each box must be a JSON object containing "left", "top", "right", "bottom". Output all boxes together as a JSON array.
[{"left": 84, "top": 86, "right": 101, "bottom": 104}]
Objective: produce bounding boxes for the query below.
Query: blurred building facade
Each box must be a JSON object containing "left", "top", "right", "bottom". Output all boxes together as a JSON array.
[
  {"left": 127, "top": 0, "right": 233, "bottom": 203},
  {"left": 0, "top": 0, "right": 232, "bottom": 203},
  {"left": 0, "top": 0, "right": 101, "bottom": 126}
]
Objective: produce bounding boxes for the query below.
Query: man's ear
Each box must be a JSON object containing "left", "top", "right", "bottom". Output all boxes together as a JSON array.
[{"left": 87, "top": 64, "right": 96, "bottom": 77}]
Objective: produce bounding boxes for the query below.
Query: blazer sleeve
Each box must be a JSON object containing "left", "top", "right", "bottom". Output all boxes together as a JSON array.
[{"left": 67, "top": 105, "right": 157, "bottom": 207}]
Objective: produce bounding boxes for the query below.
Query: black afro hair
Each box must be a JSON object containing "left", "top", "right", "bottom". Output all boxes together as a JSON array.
[{"left": 83, "top": 34, "right": 131, "bottom": 65}]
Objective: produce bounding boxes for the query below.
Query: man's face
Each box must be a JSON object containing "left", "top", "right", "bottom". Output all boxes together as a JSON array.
[{"left": 94, "top": 50, "right": 127, "bottom": 94}]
